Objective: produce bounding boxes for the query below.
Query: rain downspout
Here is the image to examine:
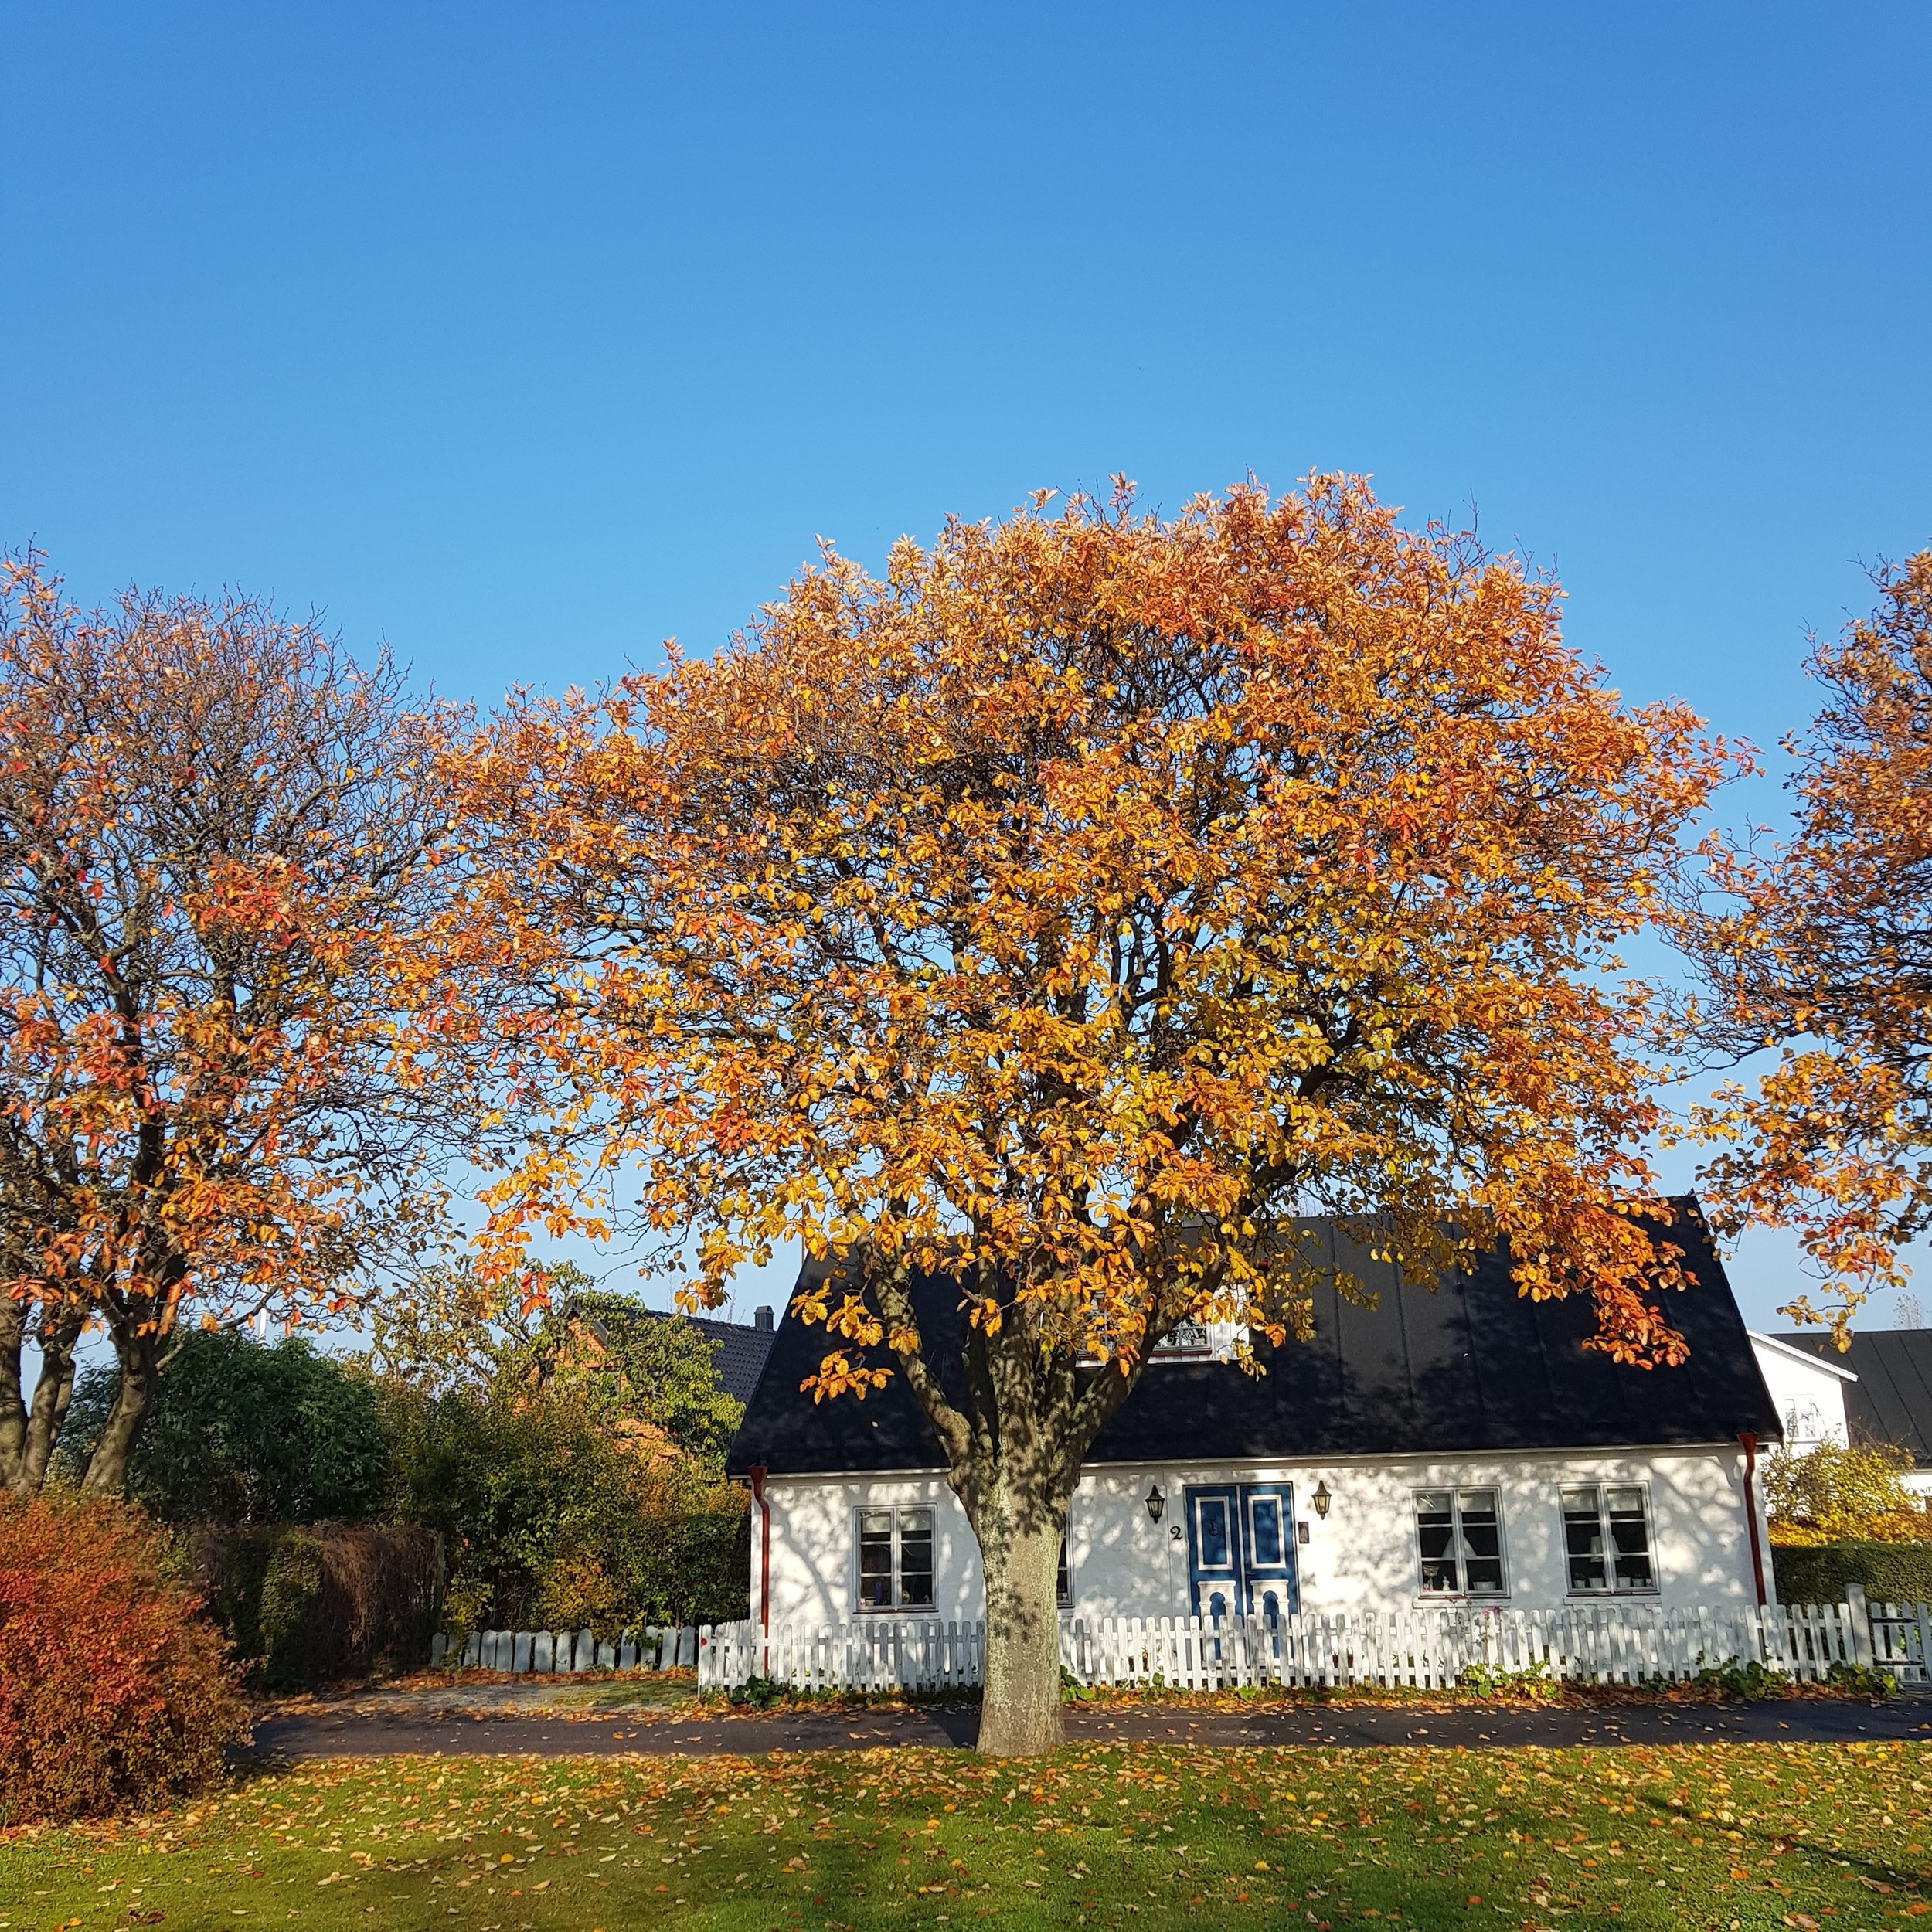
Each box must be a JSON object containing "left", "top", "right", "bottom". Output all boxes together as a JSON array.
[
  {"left": 1738, "top": 1432, "right": 1767, "bottom": 1607},
  {"left": 750, "top": 1464, "right": 771, "bottom": 1661}
]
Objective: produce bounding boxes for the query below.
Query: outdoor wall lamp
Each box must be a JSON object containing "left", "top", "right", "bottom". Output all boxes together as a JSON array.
[
  {"left": 1311, "top": 1479, "right": 1333, "bottom": 1519},
  {"left": 1145, "top": 1484, "right": 1165, "bottom": 1523}
]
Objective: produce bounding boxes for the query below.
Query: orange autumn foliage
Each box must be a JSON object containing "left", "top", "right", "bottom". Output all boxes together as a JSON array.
[
  {"left": 0, "top": 556, "right": 456, "bottom": 1495},
  {"left": 440, "top": 479, "right": 1730, "bottom": 1362},
  {"left": 1679, "top": 548, "right": 1932, "bottom": 1340},
  {"left": 0, "top": 1490, "right": 245, "bottom": 1822},
  {"left": 431, "top": 478, "right": 1733, "bottom": 1752}
]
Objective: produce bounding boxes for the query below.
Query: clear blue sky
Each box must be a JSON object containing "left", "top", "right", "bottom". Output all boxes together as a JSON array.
[{"left": 3, "top": 4, "right": 1929, "bottom": 1325}]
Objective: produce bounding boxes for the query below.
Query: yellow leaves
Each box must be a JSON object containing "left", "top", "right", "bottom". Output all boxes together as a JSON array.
[{"left": 800, "top": 1352, "right": 891, "bottom": 1403}]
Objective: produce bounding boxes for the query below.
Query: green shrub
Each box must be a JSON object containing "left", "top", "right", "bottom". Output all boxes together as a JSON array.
[
  {"left": 60, "top": 1330, "right": 389, "bottom": 1526},
  {"left": 1772, "top": 1539, "right": 1932, "bottom": 1607},
  {"left": 380, "top": 1378, "right": 749, "bottom": 1639},
  {"left": 0, "top": 1492, "right": 245, "bottom": 1825},
  {"left": 193, "top": 1522, "right": 444, "bottom": 1689}
]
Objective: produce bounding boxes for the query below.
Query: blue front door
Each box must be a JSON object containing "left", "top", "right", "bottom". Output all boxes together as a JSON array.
[
  {"left": 1187, "top": 1486, "right": 1241, "bottom": 1621},
  {"left": 1241, "top": 1485, "right": 1296, "bottom": 1624},
  {"left": 1185, "top": 1483, "right": 1298, "bottom": 1621}
]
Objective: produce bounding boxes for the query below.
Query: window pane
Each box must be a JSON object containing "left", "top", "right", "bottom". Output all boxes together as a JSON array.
[
  {"left": 1197, "top": 1498, "right": 1231, "bottom": 1570},
  {"left": 1459, "top": 1492, "right": 1504, "bottom": 1594},
  {"left": 859, "top": 1512, "right": 895, "bottom": 1607},
  {"left": 1607, "top": 1492, "right": 1652, "bottom": 1590},
  {"left": 898, "top": 1509, "right": 934, "bottom": 1607},
  {"left": 1056, "top": 1536, "right": 1071, "bottom": 1606},
  {"left": 1250, "top": 1497, "right": 1284, "bottom": 1568},
  {"left": 1416, "top": 1492, "right": 1458, "bottom": 1592},
  {"left": 1563, "top": 1487, "right": 1607, "bottom": 1591}
]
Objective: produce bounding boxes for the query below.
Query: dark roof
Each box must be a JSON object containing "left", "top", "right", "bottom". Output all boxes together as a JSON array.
[
  {"left": 580, "top": 1307, "right": 777, "bottom": 1406},
  {"left": 726, "top": 1203, "right": 1779, "bottom": 1477},
  {"left": 682, "top": 1313, "right": 778, "bottom": 1406},
  {"left": 1767, "top": 1328, "right": 1932, "bottom": 1464}
]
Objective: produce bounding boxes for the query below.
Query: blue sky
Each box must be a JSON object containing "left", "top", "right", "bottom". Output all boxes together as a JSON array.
[{"left": 3, "top": 4, "right": 1929, "bottom": 1326}]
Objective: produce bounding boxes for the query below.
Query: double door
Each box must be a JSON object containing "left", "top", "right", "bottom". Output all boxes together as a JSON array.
[{"left": 1185, "top": 1483, "right": 1298, "bottom": 1624}]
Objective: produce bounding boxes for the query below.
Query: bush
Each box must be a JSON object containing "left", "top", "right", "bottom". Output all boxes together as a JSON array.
[
  {"left": 380, "top": 1378, "right": 749, "bottom": 1639},
  {"left": 60, "top": 1330, "right": 389, "bottom": 1526},
  {"left": 1772, "top": 1539, "right": 1932, "bottom": 1607},
  {"left": 193, "top": 1521, "right": 444, "bottom": 1691},
  {"left": 1764, "top": 1439, "right": 1930, "bottom": 1546},
  {"left": 0, "top": 1492, "right": 245, "bottom": 1825}
]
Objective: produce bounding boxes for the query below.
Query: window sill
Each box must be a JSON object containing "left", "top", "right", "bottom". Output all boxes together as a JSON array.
[
  {"left": 854, "top": 1605, "right": 940, "bottom": 1617},
  {"left": 1564, "top": 1590, "right": 1661, "bottom": 1600}
]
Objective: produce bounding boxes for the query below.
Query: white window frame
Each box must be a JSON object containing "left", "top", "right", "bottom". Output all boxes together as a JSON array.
[
  {"left": 1560, "top": 1481, "right": 1658, "bottom": 1596},
  {"left": 854, "top": 1505, "right": 937, "bottom": 1614},
  {"left": 1413, "top": 1487, "right": 1509, "bottom": 1599}
]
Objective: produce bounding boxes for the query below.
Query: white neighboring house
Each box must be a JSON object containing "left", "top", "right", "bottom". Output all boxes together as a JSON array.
[
  {"left": 1747, "top": 1330, "right": 1857, "bottom": 1453},
  {"left": 728, "top": 1205, "right": 1787, "bottom": 1624},
  {"left": 1755, "top": 1326, "right": 1932, "bottom": 1501}
]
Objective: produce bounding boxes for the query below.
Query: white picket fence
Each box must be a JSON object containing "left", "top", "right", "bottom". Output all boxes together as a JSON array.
[{"left": 693, "top": 1589, "right": 1932, "bottom": 1694}]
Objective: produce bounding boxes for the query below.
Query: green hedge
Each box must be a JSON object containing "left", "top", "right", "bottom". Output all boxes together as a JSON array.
[
  {"left": 192, "top": 1522, "right": 444, "bottom": 1690},
  {"left": 1772, "top": 1540, "right": 1932, "bottom": 1607}
]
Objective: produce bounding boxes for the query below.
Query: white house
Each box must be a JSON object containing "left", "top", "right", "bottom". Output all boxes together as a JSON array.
[{"left": 729, "top": 1206, "right": 1787, "bottom": 1625}]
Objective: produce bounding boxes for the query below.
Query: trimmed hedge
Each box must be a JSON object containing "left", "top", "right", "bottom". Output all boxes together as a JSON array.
[
  {"left": 192, "top": 1522, "right": 444, "bottom": 1690},
  {"left": 1772, "top": 1539, "right": 1932, "bottom": 1607}
]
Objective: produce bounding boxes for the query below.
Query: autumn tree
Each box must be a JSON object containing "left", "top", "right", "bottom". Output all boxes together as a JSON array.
[
  {"left": 0, "top": 555, "right": 454, "bottom": 1497},
  {"left": 365, "top": 1260, "right": 744, "bottom": 1471},
  {"left": 1676, "top": 548, "right": 1932, "bottom": 1338},
  {"left": 437, "top": 478, "right": 1730, "bottom": 1754}
]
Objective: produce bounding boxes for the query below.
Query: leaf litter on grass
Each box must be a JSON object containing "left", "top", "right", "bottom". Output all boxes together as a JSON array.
[{"left": 2, "top": 1740, "right": 1932, "bottom": 1930}]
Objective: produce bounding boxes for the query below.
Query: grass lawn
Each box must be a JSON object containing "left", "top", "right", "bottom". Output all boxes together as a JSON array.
[{"left": 3, "top": 1740, "right": 1930, "bottom": 1932}]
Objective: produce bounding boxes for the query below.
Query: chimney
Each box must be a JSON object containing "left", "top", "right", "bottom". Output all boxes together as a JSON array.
[{"left": 754, "top": 1305, "right": 774, "bottom": 1332}]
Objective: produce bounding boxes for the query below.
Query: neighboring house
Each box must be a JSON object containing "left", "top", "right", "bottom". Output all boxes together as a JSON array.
[
  {"left": 1747, "top": 1330, "right": 1858, "bottom": 1454},
  {"left": 726, "top": 1206, "right": 1784, "bottom": 1628},
  {"left": 647, "top": 1307, "right": 779, "bottom": 1406},
  {"left": 1757, "top": 1327, "right": 1932, "bottom": 1499},
  {"left": 546, "top": 1302, "right": 780, "bottom": 1406}
]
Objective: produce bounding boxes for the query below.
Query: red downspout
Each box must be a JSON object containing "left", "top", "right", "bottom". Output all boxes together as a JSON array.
[
  {"left": 749, "top": 1464, "right": 770, "bottom": 1648},
  {"left": 1739, "top": 1432, "right": 1767, "bottom": 1607}
]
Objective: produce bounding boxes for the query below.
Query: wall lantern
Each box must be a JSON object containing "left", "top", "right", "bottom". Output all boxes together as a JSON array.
[
  {"left": 1145, "top": 1484, "right": 1165, "bottom": 1523},
  {"left": 1311, "top": 1479, "right": 1333, "bottom": 1519}
]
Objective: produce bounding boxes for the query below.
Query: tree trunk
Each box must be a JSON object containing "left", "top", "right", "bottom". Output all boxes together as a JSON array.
[
  {"left": 971, "top": 1494, "right": 1066, "bottom": 1757},
  {"left": 867, "top": 1253, "right": 1166, "bottom": 1759},
  {"left": 79, "top": 1335, "right": 155, "bottom": 1495},
  {"left": 0, "top": 1294, "right": 24, "bottom": 1492},
  {"left": 1, "top": 1299, "right": 84, "bottom": 1496},
  {"left": 15, "top": 1308, "right": 82, "bottom": 1495}
]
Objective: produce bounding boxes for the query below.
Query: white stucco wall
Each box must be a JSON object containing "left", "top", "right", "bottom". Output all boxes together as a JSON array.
[
  {"left": 1749, "top": 1332, "right": 1855, "bottom": 1451},
  {"left": 752, "top": 1441, "right": 1772, "bottom": 1628}
]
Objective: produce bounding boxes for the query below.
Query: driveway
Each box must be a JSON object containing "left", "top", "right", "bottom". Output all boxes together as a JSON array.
[{"left": 245, "top": 1693, "right": 1932, "bottom": 1760}]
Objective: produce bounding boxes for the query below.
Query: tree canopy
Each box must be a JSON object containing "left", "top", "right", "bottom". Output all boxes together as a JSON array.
[
  {"left": 0, "top": 555, "right": 455, "bottom": 1496},
  {"left": 58, "top": 1331, "right": 388, "bottom": 1527},
  {"left": 1679, "top": 547, "right": 1932, "bottom": 1337}
]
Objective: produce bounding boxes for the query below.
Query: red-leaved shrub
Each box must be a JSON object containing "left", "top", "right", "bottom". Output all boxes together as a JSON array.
[{"left": 0, "top": 1491, "right": 247, "bottom": 1824}]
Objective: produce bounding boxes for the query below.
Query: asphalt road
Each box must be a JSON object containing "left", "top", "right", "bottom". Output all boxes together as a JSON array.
[{"left": 244, "top": 1696, "right": 1932, "bottom": 1761}]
